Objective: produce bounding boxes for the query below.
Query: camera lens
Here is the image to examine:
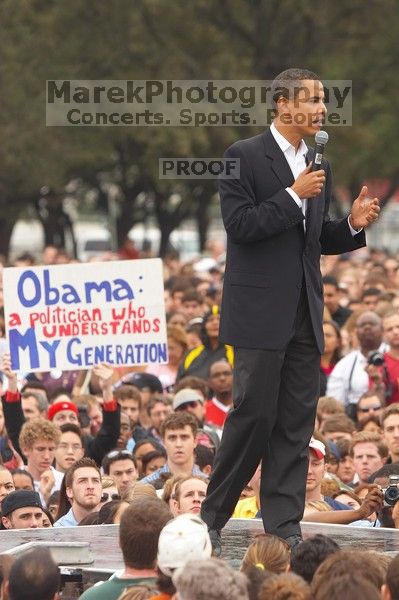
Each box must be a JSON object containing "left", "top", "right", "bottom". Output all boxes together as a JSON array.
[{"left": 384, "top": 487, "right": 399, "bottom": 506}]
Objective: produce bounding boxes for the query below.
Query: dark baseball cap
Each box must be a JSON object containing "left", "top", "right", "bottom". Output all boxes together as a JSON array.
[
  {"left": 2, "top": 490, "right": 43, "bottom": 517},
  {"left": 116, "top": 372, "right": 163, "bottom": 394}
]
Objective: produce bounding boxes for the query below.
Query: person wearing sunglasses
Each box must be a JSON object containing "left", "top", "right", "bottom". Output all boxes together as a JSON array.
[
  {"left": 356, "top": 391, "right": 383, "bottom": 425},
  {"left": 99, "top": 475, "right": 120, "bottom": 507}
]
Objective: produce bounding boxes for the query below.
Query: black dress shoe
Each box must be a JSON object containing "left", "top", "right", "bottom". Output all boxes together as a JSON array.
[
  {"left": 284, "top": 534, "right": 303, "bottom": 549},
  {"left": 208, "top": 528, "right": 222, "bottom": 557}
]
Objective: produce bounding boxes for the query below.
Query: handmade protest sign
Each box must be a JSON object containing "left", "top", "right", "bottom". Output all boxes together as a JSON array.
[{"left": 3, "top": 259, "right": 167, "bottom": 372}]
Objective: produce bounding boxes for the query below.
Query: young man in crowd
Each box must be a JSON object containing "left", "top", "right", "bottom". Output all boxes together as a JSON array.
[
  {"left": 79, "top": 497, "right": 171, "bottom": 599},
  {"left": 350, "top": 431, "right": 388, "bottom": 484},
  {"left": 102, "top": 450, "right": 138, "bottom": 494},
  {"left": 322, "top": 275, "right": 352, "bottom": 327},
  {"left": 54, "top": 458, "right": 102, "bottom": 527},
  {"left": 117, "top": 372, "right": 163, "bottom": 429},
  {"left": 116, "top": 412, "right": 133, "bottom": 449},
  {"left": 172, "top": 387, "right": 220, "bottom": 450},
  {"left": 335, "top": 439, "right": 356, "bottom": 486},
  {"left": 172, "top": 475, "right": 208, "bottom": 516},
  {"left": 381, "top": 404, "right": 399, "bottom": 464},
  {"left": 205, "top": 360, "right": 233, "bottom": 428},
  {"left": 146, "top": 397, "right": 172, "bottom": 443},
  {"left": 54, "top": 423, "right": 85, "bottom": 473},
  {"left": 48, "top": 399, "right": 80, "bottom": 427},
  {"left": 181, "top": 289, "right": 206, "bottom": 320},
  {"left": 1, "top": 489, "right": 44, "bottom": 529},
  {"left": 114, "top": 384, "right": 141, "bottom": 427},
  {"left": 19, "top": 419, "right": 63, "bottom": 505},
  {"left": 172, "top": 388, "right": 206, "bottom": 426},
  {"left": 116, "top": 384, "right": 159, "bottom": 451},
  {"left": 141, "top": 413, "right": 203, "bottom": 488}
]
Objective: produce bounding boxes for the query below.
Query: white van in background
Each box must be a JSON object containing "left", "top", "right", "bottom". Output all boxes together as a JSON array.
[
  {"left": 8, "top": 219, "right": 215, "bottom": 263},
  {"left": 128, "top": 225, "right": 200, "bottom": 262}
]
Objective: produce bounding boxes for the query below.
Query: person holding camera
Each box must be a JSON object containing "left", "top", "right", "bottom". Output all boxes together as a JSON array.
[
  {"left": 367, "top": 310, "right": 399, "bottom": 405},
  {"left": 369, "top": 464, "right": 399, "bottom": 529},
  {"left": 303, "top": 436, "right": 383, "bottom": 525},
  {"left": 327, "top": 311, "right": 388, "bottom": 417}
]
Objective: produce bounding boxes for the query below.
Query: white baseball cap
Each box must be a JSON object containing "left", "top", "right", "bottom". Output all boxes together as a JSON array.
[
  {"left": 157, "top": 514, "right": 212, "bottom": 576},
  {"left": 172, "top": 388, "right": 203, "bottom": 411}
]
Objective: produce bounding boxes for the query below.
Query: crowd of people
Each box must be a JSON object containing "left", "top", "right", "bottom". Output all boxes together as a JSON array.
[{"left": 0, "top": 241, "right": 398, "bottom": 598}]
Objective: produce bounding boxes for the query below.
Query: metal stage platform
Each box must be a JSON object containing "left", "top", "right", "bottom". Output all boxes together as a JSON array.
[{"left": 0, "top": 519, "right": 397, "bottom": 572}]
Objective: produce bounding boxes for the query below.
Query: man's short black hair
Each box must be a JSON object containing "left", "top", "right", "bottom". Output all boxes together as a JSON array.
[
  {"left": 290, "top": 534, "right": 340, "bottom": 583},
  {"left": 369, "top": 464, "right": 399, "bottom": 483},
  {"left": 8, "top": 547, "right": 60, "bottom": 600},
  {"left": 271, "top": 68, "right": 320, "bottom": 104},
  {"left": 194, "top": 444, "right": 215, "bottom": 470},
  {"left": 322, "top": 275, "right": 339, "bottom": 289},
  {"left": 102, "top": 450, "right": 137, "bottom": 475},
  {"left": 361, "top": 287, "right": 382, "bottom": 300}
]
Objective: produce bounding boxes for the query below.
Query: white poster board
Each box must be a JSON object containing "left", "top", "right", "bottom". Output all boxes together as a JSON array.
[{"left": 3, "top": 259, "right": 167, "bottom": 372}]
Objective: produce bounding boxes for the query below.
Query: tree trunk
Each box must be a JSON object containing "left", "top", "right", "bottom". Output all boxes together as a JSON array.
[
  {"left": 0, "top": 219, "right": 15, "bottom": 261},
  {"left": 195, "top": 187, "right": 213, "bottom": 252}
]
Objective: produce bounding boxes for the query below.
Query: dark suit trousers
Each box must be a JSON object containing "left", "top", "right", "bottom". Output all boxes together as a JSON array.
[{"left": 201, "top": 285, "right": 321, "bottom": 538}]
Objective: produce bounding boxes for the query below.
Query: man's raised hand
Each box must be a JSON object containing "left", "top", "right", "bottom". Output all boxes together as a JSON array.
[{"left": 350, "top": 186, "right": 380, "bottom": 230}]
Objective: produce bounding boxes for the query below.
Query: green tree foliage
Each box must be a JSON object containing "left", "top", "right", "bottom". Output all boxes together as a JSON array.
[{"left": 0, "top": 0, "right": 398, "bottom": 256}]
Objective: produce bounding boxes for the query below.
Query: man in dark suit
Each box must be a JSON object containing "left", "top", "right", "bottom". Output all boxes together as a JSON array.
[{"left": 200, "top": 68, "right": 380, "bottom": 553}]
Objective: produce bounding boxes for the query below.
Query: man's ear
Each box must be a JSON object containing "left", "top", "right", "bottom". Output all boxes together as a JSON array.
[
  {"left": 1, "top": 516, "right": 11, "bottom": 529},
  {"left": 276, "top": 95, "right": 289, "bottom": 114},
  {"left": 202, "top": 465, "right": 212, "bottom": 477},
  {"left": 381, "top": 583, "right": 392, "bottom": 600},
  {"left": 65, "top": 486, "right": 73, "bottom": 502},
  {"left": 170, "top": 498, "right": 179, "bottom": 517}
]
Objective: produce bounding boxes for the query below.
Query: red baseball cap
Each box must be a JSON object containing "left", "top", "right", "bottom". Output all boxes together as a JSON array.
[
  {"left": 309, "top": 437, "right": 326, "bottom": 460},
  {"left": 48, "top": 401, "right": 78, "bottom": 421}
]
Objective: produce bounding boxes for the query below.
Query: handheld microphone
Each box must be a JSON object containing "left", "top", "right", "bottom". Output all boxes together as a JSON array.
[{"left": 312, "top": 130, "right": 329, "bottom": 171}]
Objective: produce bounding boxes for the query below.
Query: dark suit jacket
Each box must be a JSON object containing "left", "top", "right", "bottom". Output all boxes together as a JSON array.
[{"left": 219, "top": 128, "right": 366, "bottom": 353}]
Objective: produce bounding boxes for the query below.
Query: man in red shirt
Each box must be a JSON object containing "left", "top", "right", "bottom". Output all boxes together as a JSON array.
[
  {"left": 368, "top": 310, "right": 399, "bottom": 404},
  {"left": 204, "top": 361, "right": 233, "bottom": 428}
]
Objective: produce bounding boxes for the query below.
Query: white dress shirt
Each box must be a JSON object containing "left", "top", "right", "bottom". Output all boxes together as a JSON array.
[
  {"left": 269, "top": 122, "right": 360, "bottom": 236},
  {"left": 270, "top": 122, "right": 308, "bottom": 226}
]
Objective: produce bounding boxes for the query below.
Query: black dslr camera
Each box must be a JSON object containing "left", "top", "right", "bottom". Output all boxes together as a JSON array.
[
  {"left": 368, "top": 351, "right": 385, "bottom": 367},
  {"left": 382, "top": 475, "right": 399, "bottom": 506}
]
